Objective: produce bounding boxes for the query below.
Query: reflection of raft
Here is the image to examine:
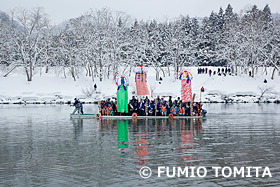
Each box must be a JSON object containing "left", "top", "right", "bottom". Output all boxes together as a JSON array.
[{"left": 70, "top": 114, "right": 205, "bottom": 119}]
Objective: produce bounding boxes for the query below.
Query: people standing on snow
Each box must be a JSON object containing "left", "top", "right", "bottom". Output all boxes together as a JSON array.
[
  {"left": 209, "top": 69, "right": 212, "bottom": 76},
  {"left": 201, "top": 86, "right": 205, "bottom": 92},
  {"left": 94, "top": 84, "right": 97, "bottom": 92}
]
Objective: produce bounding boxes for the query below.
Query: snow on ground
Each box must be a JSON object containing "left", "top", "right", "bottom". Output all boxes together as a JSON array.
[{"left": 0, "top": 66, "right": 280, "bottom": 104}]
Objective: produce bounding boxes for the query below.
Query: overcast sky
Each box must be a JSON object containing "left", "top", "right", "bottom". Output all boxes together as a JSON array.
[{"left": 1, "top": 0, "right": 280, "bottom": 24}]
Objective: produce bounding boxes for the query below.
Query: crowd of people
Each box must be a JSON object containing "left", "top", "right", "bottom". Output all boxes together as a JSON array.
[
  {"left": 99, "top": 96, "right": 204, "bottom": 117},
  {"left": 198, "top": 67, "right": 268, "bottom": 83},
  {"left": 198, "top": 67, "right": 231, "bottom": 77}
]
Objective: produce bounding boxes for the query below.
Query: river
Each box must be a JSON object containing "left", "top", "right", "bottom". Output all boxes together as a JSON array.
[{"left": 0, "top": 104, "right": 279, "bottom": 186}]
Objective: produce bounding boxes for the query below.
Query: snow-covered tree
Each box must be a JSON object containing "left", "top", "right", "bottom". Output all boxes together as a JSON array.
[
  {"left": 0, "top": 4, "right": 279, "bottom": 81},
  {"left": 10, "top": 7, "right": 50, "bottom": 81}
]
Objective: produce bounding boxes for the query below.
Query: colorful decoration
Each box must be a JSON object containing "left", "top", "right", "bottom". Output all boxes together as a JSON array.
[
  {"left": 179, "top": 70, "right": 193, "bottom": 103},
  {"left": 116, "top": 76, "right": 129, "bottom": 86},
  {"left": 116, "top": 76, "right": 129, "bottom": 113},
  {"left": 179, "top": 70, "right": 193, "bottom": 82},
  {"left": 116, "top": 76, "right": 129, "bottom": 91},
  {"left": 134, "top": 65, "right": 149, "bottom": 95}
]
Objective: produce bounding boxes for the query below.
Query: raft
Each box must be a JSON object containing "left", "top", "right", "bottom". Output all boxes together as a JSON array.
[{"left": 70, "top": 114, "right": 205, "bottom": 119}]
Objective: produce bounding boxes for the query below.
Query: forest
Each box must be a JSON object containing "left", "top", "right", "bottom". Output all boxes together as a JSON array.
[{"left": 0, "top": 4, "right": 279, "bottom": 81}]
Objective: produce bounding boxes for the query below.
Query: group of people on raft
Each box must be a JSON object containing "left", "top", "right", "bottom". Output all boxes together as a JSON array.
[{"left": 99, "top": 95, "right": 204, "bottom": 117}]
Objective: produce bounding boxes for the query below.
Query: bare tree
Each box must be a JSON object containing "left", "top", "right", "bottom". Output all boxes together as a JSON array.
[
  {"left": 258, "top": 85, "right": 274, "bottom": 102},
  {"left": 11, "top": 7, "right": 50, "bottom": 81}
]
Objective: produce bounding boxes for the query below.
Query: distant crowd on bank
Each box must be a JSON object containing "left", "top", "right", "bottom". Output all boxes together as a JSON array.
[
  {"left": 198, "top": 67, "right": 232, "bottom": 77},
  {"left": 100, "top": 96, "right": 204, "bottom": 117},
  {"left": 198, "top": 67, "right": 268, "bottom": 83}
]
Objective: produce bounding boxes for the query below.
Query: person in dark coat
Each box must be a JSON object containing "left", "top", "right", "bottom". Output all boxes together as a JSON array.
[
  {"left": 111, "top": 101, "right": 117, "bottom": 115},
  {"left": 209, "top": 69, "right": 212, "bottom": 76},
  {"left": 128, "top": 100, "right": 134, "bottom": 116},
  {"left": 131, "top": 96, "right": 136, "bottom": 105},
  {"left": 144, "top": 96, "right": 150, "bottom": 105},
  {"left": 138, "top": 99, "right": 145, "bottom": 116},
  {"left": 79, "top": 100, "right": 84, "bottom": 114},
  {"left": 168, "top": 96, "right": 173, "bottom": 115},
  {"left": 185, "top": 102, "right": 191, "bottom": 116},
  {"left": 71, "top": 98, "right": 82, "bottom": 115},
  {"left": 148, "top": 101, "right": 155, "bottom": 115},
  {"left": 133, "top": 99, "right": 139, "bottom": 114},
  {"left": 94, "top": 84, "right": 97, "bottom": 91}
]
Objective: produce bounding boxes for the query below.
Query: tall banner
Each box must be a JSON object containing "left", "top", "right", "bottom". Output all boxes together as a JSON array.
[
  {"left": 179, "top": 70, "right": 193, "bottom": 103},
  {"left": 134, "top": 65, "right": 149, "bottom": 96},
  {"left": 116, "top": 76, "right": 129, "bottom": 113}
]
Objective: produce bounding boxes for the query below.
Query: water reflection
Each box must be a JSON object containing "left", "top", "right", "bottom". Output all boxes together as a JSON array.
[
  {"left": 135, "top": 119, "right": 149, "bottom": 166},
  {"left": 71, "top": 119, "right": 83, "bottom": 140},
  {"left": 97, "top": 118, "right": 203, "bottom": 168},
  {"left": 180, "top": 119, "right": 195, "bottom": 165},
  {"left": 117, "top": 120, "right": 129, "bottom": 159}
]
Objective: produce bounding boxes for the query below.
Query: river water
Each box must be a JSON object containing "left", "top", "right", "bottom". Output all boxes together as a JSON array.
[{"left": 0, "top": 104, "right": 279, "bottom": 186}]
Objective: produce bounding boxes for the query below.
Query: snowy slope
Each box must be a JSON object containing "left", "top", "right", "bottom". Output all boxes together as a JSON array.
[{"left": 0, "top": 66, "right": 279, "bottom": 104}]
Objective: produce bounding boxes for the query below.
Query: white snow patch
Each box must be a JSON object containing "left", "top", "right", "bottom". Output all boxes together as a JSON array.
[{"left": 0, "top": 66, "right": 280, "bottom": 104}]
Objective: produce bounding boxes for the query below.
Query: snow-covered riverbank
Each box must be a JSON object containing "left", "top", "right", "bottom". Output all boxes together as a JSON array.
[{"left": 0, "top": 67, "right": 280, "bottom": 104}]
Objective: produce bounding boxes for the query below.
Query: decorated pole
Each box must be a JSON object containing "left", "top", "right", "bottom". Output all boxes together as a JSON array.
[
  {"left": 179, "top": 70, "right": 193, "bottom": 116},
  {"left": 98, "top": 100, "right": 101, "bottom": 113},
  {"left": 116, "top": 76, "right": 129, "bottom": 114},
  {"left": 191, "top": 94, "right": 196, "bottom": 116},
  {"left": 134, "top": 65, "right": 149, "bottom": 96},
  {"left": 145, "top": 101, "right": 148, "bottom": 116}
]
